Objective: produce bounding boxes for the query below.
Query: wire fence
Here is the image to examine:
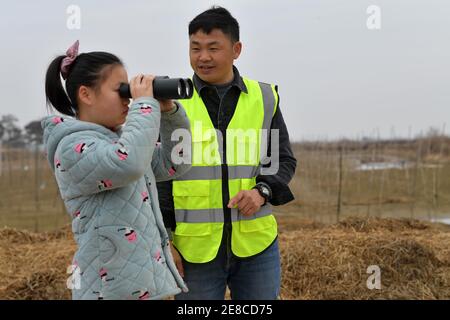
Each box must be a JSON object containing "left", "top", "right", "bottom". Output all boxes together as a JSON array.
[
  {"left": 287, "top": 136, "right": 450, "bottom": 223},
  {"left": 1, "top": 135, "right": 450, "bottom": 231}
]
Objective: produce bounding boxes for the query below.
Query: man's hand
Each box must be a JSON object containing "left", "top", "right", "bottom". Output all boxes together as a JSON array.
[
  {"left": 169, "top": 241, "right": 184, "bottom": 278},
  {"left": 227, "top": 189, "right": 265, "bottom": 216}
]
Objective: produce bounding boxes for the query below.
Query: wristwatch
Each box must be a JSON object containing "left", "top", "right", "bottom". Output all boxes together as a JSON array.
[{"left": 253, "top": 183, "right": 272, "bottom": 205}]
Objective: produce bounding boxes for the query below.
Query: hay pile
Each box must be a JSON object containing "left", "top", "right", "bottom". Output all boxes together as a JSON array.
[
  {"left": 0, "top": 217, "right": 448, "bottom": 300},
  {"left": 0, "top": 225, "right": 75, "bottom": 300},
  {"left": 279, "top": 217, "right": 450, "bottom": 299}
]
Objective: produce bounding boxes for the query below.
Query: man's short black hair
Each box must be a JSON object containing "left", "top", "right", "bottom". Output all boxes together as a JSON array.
[{"left": 189, "top": 6, "right": 240, "bottom": 43}]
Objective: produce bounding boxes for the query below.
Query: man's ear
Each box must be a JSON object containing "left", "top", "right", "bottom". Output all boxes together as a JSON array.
[
  {"left": 78, "top": 85, "right": 94, "bottom": 106},
  {"left": 233, "top": 41, "right": 242, "bottom": 60}
]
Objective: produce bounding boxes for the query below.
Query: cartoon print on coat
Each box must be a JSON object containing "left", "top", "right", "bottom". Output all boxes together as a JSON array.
[
  {"left": 116, "top": 146, "right": 129, "bottom": 161},
  {"left": 141, "top": 191, "right": 149, "bottom": 203},
  {"left": 113, "top": 141, "right": 130, "bottom": 160},
  {"left": 54, "top": 158, "right": 66, "bottom": 172},
  {"left": 154, "top": 250, "right": 165, "bottom": 264},
  {"left": 72, "top": 210, "right": 86, "bottom": 220},
  {"left": 74, "top": 141, "right": 94, "bottom": 154},
  {"left": 168, "top": 166, "right": 176, "bottom": 176},
  {"left": 92, "top": 291, "right": 104, "bottom": 300},
  {"left": 52, "top": 117, "right": 64, "bottom": 124},
  {"left": 132, "top": 289, "right": 150, "bottom": 300},
  {"left": 99, "top": 267, "right": 115, "bottom": 283},
  {"left": 97, "top": 179, "right": 113, "bottom": 191},
  {"left": 118, "top": 227, "right": 137, "bottom": 243},
  {"left": 139, "top": 105, "right": 152, "bottom": 115}
]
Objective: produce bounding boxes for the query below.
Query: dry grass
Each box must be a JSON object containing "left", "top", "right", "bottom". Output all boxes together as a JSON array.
[
  {"left": 0, "top": 225, "right": 75, "bottom": 300},
  {"left": 279, "top": 217, "right": 450, "bottom": 299},
  {"left": 0, "top": 217, "right": 448, "bottom": 300}
]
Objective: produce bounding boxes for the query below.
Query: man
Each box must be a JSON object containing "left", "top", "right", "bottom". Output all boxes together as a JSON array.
[{"left": 157, "top": 6, "right": 297, "bottom": 300}]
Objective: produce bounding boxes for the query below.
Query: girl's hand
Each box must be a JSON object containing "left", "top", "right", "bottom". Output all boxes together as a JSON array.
[
  {"left": 158, "top": 99, "right": 176, "bottom": 113},
  {"left": 130, "top": 74, "right": 155, "bottom": 99},
  {"left": 169, "top": 241, "right": 184, "bottom": 278}
]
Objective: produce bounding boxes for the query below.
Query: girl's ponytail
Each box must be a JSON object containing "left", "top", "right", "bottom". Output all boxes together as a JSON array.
[
  {"left": 45, "top": 41, "right": 122, "bottom": 118},
  {"left": 45, "top": 55, "right": 76, "bottom": 116}
]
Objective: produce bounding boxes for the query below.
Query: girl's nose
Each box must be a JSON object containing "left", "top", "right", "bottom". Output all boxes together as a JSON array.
[{"left": 122, "top": 98, "right": 130, "bottom": 106}]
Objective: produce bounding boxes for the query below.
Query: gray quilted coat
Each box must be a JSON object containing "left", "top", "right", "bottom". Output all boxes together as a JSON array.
[{"left": 41, "top": 97, "right": 190, "bottom": 300}]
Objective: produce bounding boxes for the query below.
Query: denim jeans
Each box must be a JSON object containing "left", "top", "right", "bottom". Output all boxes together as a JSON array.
[{"left": 175, "top": 237, "right": 281, "bottom": 300}]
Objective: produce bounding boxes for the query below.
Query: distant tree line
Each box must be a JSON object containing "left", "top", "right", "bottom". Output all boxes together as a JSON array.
[
  {"left": 0, "top": 114, "right": 43, "bottom": 148},
  {"left": 0, "top": 113, "right": 448, "bottom": 156},
  {"left": 294, "top": 127, "right": 450, "bottom": 157}
]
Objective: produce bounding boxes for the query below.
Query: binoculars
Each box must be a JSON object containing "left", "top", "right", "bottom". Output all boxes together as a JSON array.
[{"left": 119, "top": 76, "right": 193, "bottom": 100}]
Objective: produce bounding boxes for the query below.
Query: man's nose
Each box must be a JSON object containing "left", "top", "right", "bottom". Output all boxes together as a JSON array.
[{"left": 199, "top": 50, "right": 212, "bottom": 61}]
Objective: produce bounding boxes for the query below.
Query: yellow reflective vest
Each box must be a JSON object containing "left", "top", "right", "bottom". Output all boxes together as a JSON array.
[{"left": 173, "top": 77, "right": 278, "bottom": 263}]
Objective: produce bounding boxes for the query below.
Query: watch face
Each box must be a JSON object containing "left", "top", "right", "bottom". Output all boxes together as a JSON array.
[{"left": 261, "top": 186, "right": 270, "bottom": 197}]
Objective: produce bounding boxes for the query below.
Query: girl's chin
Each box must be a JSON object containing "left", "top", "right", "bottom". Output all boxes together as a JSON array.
[
  {"left": 111, "top": 124, "right": 124, "bottom": 132},
  {"left": 107, "top": 119, "right": 126, "bottom": 131}
]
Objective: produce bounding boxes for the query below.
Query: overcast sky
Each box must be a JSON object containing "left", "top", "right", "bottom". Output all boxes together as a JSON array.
[{"left": 0, "top": 0, "right": 449, "bottom": 141}]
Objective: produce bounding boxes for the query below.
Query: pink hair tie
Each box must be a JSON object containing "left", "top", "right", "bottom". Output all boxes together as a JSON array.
[{"left": 60, "top": 40, "right": 79, "bottom": 80}]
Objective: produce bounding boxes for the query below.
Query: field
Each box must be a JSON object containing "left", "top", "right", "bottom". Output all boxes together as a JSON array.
[
  {"left": 0, "top": 216, "right": 448, "bottom": 299},
  {"left": 1, "top": 137, "right": 450, "bottom": 231},
  {"left": 285, "top": 137, "right": 450, "bottom": 223},
  {"left": 0, "top": 136, "right": 449, "bottom": 299}
]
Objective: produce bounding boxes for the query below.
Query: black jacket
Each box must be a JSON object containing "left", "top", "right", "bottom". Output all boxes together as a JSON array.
[{"left": 158, "top": 66, "right": 297, "bottom": 231}]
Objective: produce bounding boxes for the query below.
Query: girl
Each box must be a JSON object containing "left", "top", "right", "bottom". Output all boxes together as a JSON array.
[{"left": 42, "top": 40, "right": 190, "bottom": 300}]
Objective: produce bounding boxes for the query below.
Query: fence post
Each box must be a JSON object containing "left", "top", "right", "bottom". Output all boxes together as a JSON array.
[
  {"left": 337, "top": 145, "right": 343, "bottom": 222},
  {"left": 7, "top": 146, "right": 13, "bottom": 186},
  {"left": 0, "top": 141, "right": 3, "bottom": 209},
  {"left": 410, "top": 137, "right": 422, "bottom": 218},
  {"left": 433, "top": 123, "right": 446, "bottom": 217},
  {"left": 0, "top": 140, "right": 2, "bottom": 178},
  {"left": 34, "top": 143, "right": 40, "bottom": 211}
]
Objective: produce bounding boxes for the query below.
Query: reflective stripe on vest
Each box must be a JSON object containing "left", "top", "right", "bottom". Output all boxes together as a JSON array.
[
  {"left": 176, "top": 165, "right": 259, "bottom": 181},
  {"left": 175, "top": 205, "right": 273, "bottom": 223},
  {"left": 173, "top": 78, "right": 279, "bottom": 263}
]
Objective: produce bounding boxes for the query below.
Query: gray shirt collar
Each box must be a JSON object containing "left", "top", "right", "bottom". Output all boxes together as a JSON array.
[{"left": 193, "top": 65, "right": 248, "bottom": 95}]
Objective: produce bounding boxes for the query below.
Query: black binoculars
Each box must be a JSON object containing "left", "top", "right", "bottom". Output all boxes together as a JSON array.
[{"left": 119, "top": 76, "right": 193, "bottom": 100}]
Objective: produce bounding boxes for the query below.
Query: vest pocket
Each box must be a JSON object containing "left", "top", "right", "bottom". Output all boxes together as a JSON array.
[
  {"left": 174, "top": 222, "right": 212, "bottom": 236},
  {"left": 173, "top": 180, "right": 210, "bottom": 197},
  {"left": 239, "top": 214, "right": 277, "bottom": 233},
  {"left": 173, "top": 180, "right": 212, "bottom": 210}
]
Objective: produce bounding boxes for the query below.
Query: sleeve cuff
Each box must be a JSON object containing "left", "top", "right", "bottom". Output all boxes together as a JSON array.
[
  {"left": 161, "top": 101, "right": 180, "bottom": 118},
  {"left": 256, "top": 182, "right": 272, "bottom": 201},
  {"left": 131, "top": 96, "right": 160, "bottom": 108},
  {"left": 256, "top": 176, "right": 294, "bottom": 206}
]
